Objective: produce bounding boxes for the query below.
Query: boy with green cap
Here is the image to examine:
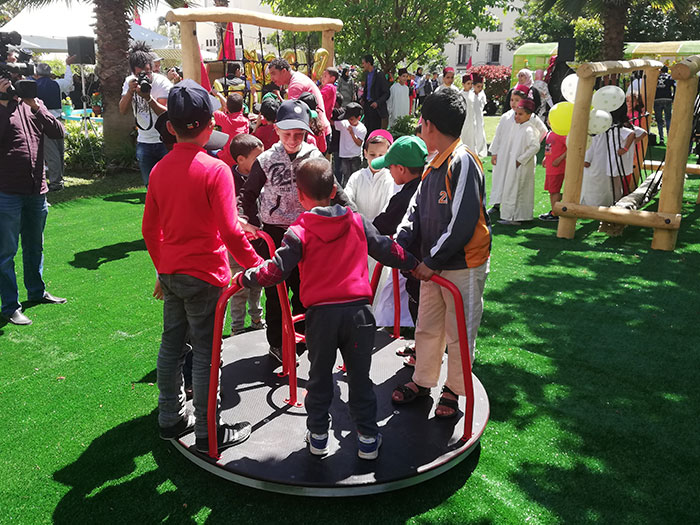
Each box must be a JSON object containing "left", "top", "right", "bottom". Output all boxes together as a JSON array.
[{"left": 371, "top": 136, "right": 428, "bottom": 340}]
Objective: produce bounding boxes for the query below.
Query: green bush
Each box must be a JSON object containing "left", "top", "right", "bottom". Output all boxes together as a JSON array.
[
  {"left": 387, "top": 114, "right": 419, "bottom": 139},
  {"left": 574, "top": 17, "right": 603, "bottom": 62},
  {"left": 64, "top": 121, "right": 106, "bottom": 175}
]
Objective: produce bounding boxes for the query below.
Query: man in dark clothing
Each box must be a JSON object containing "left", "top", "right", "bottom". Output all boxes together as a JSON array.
[
  {"left": 0, "top": 78, "right": 67, "bottom": 326},
  {"left": 360, "top": 55, "right": 390, "bottom": 133},
  {"left": 654, "top": 66, "right": 675, "bottom": 145}
]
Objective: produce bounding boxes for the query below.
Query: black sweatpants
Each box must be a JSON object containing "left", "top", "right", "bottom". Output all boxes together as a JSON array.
[{"left": 304, "top": 301, "right": 378, "bottom": 437}]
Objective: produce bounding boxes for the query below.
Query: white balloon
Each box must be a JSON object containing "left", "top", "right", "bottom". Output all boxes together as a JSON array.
[
  {"left": 561, "top": 74, "right": 579, "bottom": 103},
  {"left": 588, "top": 109, "right": 613, "bottom": 135},
  {"left": 592, "top": 85, "right": 626, "bottom": 112}
]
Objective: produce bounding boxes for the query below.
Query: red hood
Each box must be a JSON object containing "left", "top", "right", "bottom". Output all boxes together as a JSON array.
[{"left": 295, "top": 205, "right": 353, "bottom": 244}]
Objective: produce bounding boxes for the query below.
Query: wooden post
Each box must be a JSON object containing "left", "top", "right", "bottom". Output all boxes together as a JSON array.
[
  {"left": 651, "top": 58, "right": 700, "bottom": 250},
  {"left": 556, "top": 75, "right": 596, "bottom": 239},
  {"left": 322, "top": 30, "right": 335, "bottom": 66},
  {"left": 180, "top": 21, "right": 201, "bottom": 85}
]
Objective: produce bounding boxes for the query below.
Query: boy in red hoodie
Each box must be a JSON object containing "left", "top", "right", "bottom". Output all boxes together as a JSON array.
[
  {"left": 239, "top": 158, "right": 418, "bottom": 460},
  {"left": 142, "top": 80, "right": 264, "bottom": 454},
  {"left": 214, "top": 93, "right": 250, "bottom": 166}
]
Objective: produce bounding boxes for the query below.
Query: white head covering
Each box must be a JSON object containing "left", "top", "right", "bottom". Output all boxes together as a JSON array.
[{"left": 517, "top": 68, "right": 534, "bottom": 87}]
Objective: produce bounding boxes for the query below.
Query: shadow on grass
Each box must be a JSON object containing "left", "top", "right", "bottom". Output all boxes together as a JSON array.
[
  {"left": 69, "top": 239, "right": 147, "bottom": 270},
  {"left": 47, "top": 172, "right": 143, "bottom": 206},
  {"left": 103, "top": 192, "right": 146, "bottom": 205},
  {"left": 52, "top": 410, "right": 481, "bottom": 524}
]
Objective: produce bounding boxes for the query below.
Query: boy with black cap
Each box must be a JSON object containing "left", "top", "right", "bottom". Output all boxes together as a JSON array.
[
  {"left": 391, "top": 89, "right": 491, "bottom": 419},
  {"left": 240, "top": 99, "right": 355, "bottom": 363},
  {"left": 142, "top": 79, "right": 264, "bottom": 453}
]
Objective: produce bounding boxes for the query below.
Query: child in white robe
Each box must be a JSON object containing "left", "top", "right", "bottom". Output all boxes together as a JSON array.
[
  {"left": 459, "top": 74, "right": 477, "bottom": 152},
  {"left": 387, "top": 68, "right": 411, "bottom": 128},
  {"left": 489, "top": 89, "right": 525, "bottom": 214},
  {"left": 472, "top": 75, "right": 488, "bottom": 157},
  {"left": 498, "top": 98, "right": 541, "bottom": 225}
]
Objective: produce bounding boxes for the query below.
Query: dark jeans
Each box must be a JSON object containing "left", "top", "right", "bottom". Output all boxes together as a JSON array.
[
  {"left": 654, "top": 99, "right": 672, "bottom": 142},
  {"left": 136, "top": 141, "right": 168, "bottom": 187},
  {"left": 305, "top": 301, "right": 378, "bottom": 436},
  {"left": 157, "top": 273, "right": 223, "bottom": 440},
  {"left": 363, "top": 103, "right": 383, "bottom": 134},
  {"left": 261, "top": 224, "right": 306, "bottom": 349},
  {"left": 405, "top": 273, "right": 421, "bottom": 325},
  {"left": 339, "top": 156, "right": 362, "bottom": 187},
  {"left": 0, "top": 192, "right": 48, "bottom": 317}
]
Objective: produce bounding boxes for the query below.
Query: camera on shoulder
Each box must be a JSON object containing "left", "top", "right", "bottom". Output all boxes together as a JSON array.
[{"left": 0, "top": 31, "right": 37, "bottom": 100}]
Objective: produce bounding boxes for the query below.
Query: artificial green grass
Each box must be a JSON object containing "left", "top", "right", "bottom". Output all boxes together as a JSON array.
[{"left": 2, "top": 159, "right": 699, "bottom": 524}]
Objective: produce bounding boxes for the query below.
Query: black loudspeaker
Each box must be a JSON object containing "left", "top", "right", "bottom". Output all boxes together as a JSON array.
[
  {"left": 67, "top": 36, "right": 96, "bottom": 65},
  {"left": 557, "top": 38, "right": 576, "bottom": 63}
]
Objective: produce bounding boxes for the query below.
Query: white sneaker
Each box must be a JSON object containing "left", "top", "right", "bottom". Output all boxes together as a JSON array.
[
  {"left": 305, "top": 431, "right": 329, "bottom": 456},
  {"left": 357, "top": 433, "right": 382, "bottom": 460}
]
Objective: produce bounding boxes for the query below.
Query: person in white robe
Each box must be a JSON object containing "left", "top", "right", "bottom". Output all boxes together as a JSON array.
[
  {"left": 473, "top": 76, "right": 488, "bottom": 157},
  {"left": 460, "top": 74, "right": 477, "bottom": 152},
  {"left": 387, "top": 68, "right": 411, "bottom": 128},
  {"left": 498, "top": 99, "right": 541, "bottom": 224}
]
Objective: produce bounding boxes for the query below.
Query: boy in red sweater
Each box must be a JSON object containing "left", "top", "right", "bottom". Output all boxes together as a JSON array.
[
  {"left": 239, "top": 158, "right": 417, "bottom": 460},
  {"left": 142, "top": 79, "right": 264, "bottom": 454},
  {"left": 214, "top": 93, "right": 250, "bottom": 166}
]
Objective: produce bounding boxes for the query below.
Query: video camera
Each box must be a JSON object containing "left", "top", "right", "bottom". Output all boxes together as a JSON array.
[
  {"left": 137, "top": 71, "right": 152, "bottom": 94},
  {"left": 0, "top": 31, "right": 37, "bottom": 100}
]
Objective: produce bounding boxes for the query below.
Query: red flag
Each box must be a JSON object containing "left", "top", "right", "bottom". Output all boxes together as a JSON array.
[
  {"left": 218, "top": 22, "right": 237, "bottom": 60},
  {"left": 133, "top": 8, "right": 142, "bottom": 25},
  {"left": 199, "top": 50, "right": 211, "bottom": 92},
  {"left": 467, "top": 56, "right": 472, "bottom": 70}
]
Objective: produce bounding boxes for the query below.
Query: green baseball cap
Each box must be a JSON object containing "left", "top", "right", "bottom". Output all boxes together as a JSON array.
[{"left": 370, "top": 135, "right": 428, "bottom": 170}]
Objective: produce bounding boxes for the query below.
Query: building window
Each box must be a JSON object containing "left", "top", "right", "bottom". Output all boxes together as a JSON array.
[
  {"left": 457, "top": 44, "right": 472, "bottom": 65},
  {"left": 496, "top": 23, "right": 503, "bottom": 32},
  {"left": 488, "top": 43, "right": 501, "bottom": 64}
]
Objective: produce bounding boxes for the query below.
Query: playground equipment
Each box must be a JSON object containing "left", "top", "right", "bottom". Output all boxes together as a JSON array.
[
  {"left": 554, "top": 56, "right": 700, "bottom": 251},
  {"left": 170, "top": 232, "right": 489, "bottom": 496},
  {"left": 165, "top": 7, "right": 342, "bottom": 88}
]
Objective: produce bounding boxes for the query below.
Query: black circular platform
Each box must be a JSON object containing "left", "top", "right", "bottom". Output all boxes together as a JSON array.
[{"left": 173, "top": 329, "right": 489, "bottom": 496}]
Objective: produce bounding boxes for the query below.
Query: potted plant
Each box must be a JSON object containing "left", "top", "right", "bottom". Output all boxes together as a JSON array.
[
  {"left": 90, "top": 92, "right": 102, "bottom": 117},
  {"left": 61, "top": 96, "right": 73, "bottom": 116}
]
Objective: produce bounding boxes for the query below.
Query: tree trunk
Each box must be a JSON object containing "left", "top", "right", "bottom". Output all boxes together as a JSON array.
[
  {"left": 214, "top": 0, "right": 229, "bottom": 53},
  {"left": 601, "top": 2, "right": 629, "bottom": 61},
  {"left": 94, "top": 0, "right": 136, "bottom": 162}
]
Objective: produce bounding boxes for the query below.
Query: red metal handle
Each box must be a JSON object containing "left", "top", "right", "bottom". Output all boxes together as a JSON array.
[
  {"left": 207, "top": 279, "right": 244, "bottom": 459},
  {"left": 391, "top": 267, "right": 401, "bottom": 339},
  {"left": 430, "top": 274, "right": 474, "bottom": 442}
]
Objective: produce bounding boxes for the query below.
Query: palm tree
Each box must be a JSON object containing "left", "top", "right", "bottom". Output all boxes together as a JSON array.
[
  {"left": 17, "top": 0, "right": 187, "bottom": 159},
  {"left": 541, "top": 0, "right": 689, "bottom": 61}
]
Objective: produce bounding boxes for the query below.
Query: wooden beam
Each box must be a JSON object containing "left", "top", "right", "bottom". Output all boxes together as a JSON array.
[
  {"left": 577, "top": 59, "right": 664, "bottom": 79},
  {"left": 321, "top": 30, "right": 335, "bottom": 67},
  {"left": 554, "top": 202, "right": 680, "bottom": 230},
  {"left": 652, "top": 65, "right": 699, "bottom": 250},
  {"left": 180, "top": 20, "right": 201, "bottom": 85},
  {"left": 643, "top": 160, "right": 700, "bottom": 176},
  {"left": 556, "top": 75, "right": 596, "bottom": 239},
  {"left": 166, "top": 7, "right": 343, "bottom": 32},
  {"left": 671, "top": 55, "right": 700, "bottom": 81}
]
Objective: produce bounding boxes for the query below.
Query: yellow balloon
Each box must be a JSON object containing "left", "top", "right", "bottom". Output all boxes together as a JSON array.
[
  {"left": 549, "top": 101, "right": 575, "bottom": 136},
  {"left": 263, "top": 52, "right": 276, "bottom": 85},
  {"left": 243, "top": 48, "right": 257, "bottom": 85},
  {"left": 312, "top": 48, "right": 330, "bottom": 82},
  {"left": 282, "top": 49, "right": 296, "bottom": 67},
  {"left": 296, "top": 49, "right": 308, "bottom": 75}
]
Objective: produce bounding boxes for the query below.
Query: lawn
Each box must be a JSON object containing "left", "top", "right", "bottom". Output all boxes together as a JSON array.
[{"left": 2, "top": 152, "right": 699, "bottom": 524}]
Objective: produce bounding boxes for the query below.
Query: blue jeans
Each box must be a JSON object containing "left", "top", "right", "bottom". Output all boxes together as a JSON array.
[
  {"left": 654, "top": 99, "right": 672, "bottom": 142},
  {"left": 0, "top": 192, "right": 48, "bottom": 318},
  {"left": 135, "top": 142, "right": 168, "bottom": 187},
  {"left": 156, "top": 273, "right": 224, "bottom": 440}
]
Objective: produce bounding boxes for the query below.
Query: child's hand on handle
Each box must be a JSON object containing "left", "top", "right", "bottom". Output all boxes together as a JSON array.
[
  {"left": 239, "top": 219, "right": 260, "bottom": 239},
  {"left": 412, "top": 262, "right": 438, "bottom": 281}
]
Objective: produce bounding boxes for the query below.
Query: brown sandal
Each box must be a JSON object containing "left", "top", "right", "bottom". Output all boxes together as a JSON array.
[
  {"left": 392, "top": 382, "right": 430, "bottom": 405},
  {"left": 435, "top": 385, "right": 459, "bottom": 419}
]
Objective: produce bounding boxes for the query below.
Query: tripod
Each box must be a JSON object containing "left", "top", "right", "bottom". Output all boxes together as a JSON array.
[{"left": 79, "top": 64, "right": 99, "bottom": 137}]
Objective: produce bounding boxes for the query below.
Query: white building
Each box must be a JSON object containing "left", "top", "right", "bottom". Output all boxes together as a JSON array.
[
  {"left": 195, "top": 0, "right": 278, "bottom": 56},
  {"left": 444, "top": 1, "right": 522, "bottom": 73}
]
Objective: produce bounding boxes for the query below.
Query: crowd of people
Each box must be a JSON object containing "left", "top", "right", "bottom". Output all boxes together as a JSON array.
[{"left": 1, "top": 38, "right": 681, "bottom": 462}]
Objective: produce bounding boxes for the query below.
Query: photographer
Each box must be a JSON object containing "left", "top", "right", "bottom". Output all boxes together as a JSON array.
[
  {"left": 119, "top": 42, "right": 171, "bottom": 187},
  {"left": 0, "top": 77, "right": 67, "bottom": 326}
]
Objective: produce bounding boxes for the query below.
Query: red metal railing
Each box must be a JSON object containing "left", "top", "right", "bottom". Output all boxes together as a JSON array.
[{"left": 373, "top": 263, "right": 475, "bottom": 442}]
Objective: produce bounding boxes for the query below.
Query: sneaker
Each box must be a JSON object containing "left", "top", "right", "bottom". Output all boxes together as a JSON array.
[
  {"left": 538, "top": 211, "right": 559, "bottom": 222},
  {"left": 486, "top": 204, "right": 500, "bottom": 215},
  {"left": 195, "top": 421, "right": 252, "bottom": 453},
  {"left": 250, "top": 319, "right": 266, "bottom": 331},
  {"left": 358, "top": 433, "right": 382, "bottom": 460},
  {"left": 268, "top": 346, "right": 283, "bottom": 363},
  {"left": 159, "top": 410, "right": 195, "bottom": 440},
  {"left": 305, "top": 430, "right": 329, "bottom": 456},
  {"left": 497, "top": 219, "right": 521, "bottom": 226}
]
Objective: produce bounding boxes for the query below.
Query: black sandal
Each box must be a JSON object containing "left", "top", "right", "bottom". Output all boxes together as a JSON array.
[
  {"left": 396, "top": 343, "right": 416, "bottom": 357},
  {"left": 392, "top": 382, "right": 430, "bottom": 405},
  {"left": 435, "top": 385, "right": 460, "bottom": 419}
]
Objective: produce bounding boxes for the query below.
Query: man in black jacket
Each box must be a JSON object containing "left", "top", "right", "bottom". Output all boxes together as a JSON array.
[{"left": 360, "top": 55, "right": 390, "bottom": 133}]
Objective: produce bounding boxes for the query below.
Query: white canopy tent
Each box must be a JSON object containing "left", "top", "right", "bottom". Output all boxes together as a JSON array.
[{"left": 0, "top": 3, "right": 169, "bottom": 53}]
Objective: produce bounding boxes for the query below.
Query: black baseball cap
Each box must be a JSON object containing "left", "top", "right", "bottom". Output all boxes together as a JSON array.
[
  {"left": 275, "top": 99, "right": 312, "bottom": 133},
  {"left": 155, "top": 112, "right": 229, "bottom": 151},
  {"left": 167, "top": 79, "right": 213, "bottom": 133}
]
